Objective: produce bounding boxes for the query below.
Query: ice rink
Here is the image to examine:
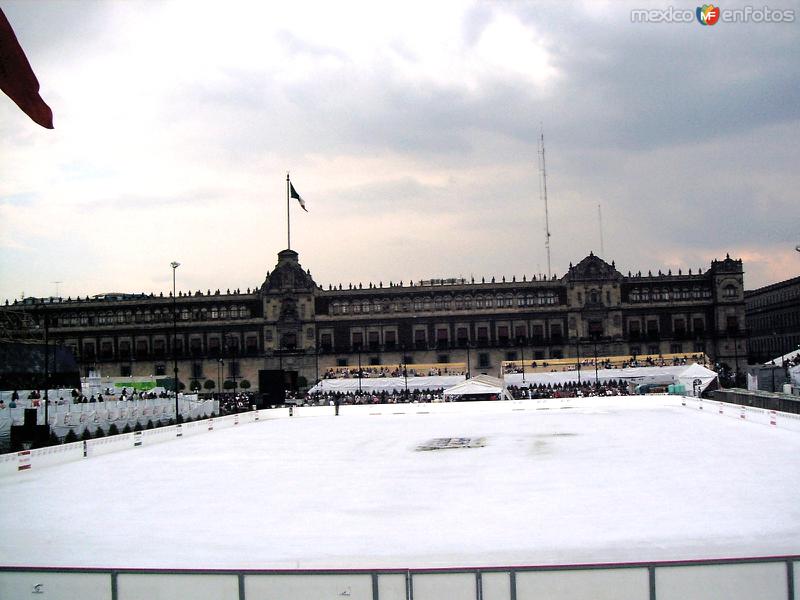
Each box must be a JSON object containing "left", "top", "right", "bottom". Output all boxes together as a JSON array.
[{"left": 1, "top": 397, "right": 799, "bottom": 569}]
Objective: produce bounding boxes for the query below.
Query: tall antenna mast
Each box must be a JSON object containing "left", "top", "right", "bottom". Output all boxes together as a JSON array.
[
  {"left": 598, "top": 203, "right": 605, "bottom": 257},
  {"left": 538, "top": 128, "right": 552, "bottom": 278}
]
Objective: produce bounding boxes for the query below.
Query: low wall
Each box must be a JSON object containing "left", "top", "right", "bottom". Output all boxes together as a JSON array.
[
  {"left": 1, "top": 557, "right": 797, "bottom": 600},
  {"left": 682, "top": 396, "right": 800, "bottom": 433}
]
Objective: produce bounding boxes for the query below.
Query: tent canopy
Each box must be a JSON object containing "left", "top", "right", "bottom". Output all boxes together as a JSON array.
[
  {"left": 675, "top": 363, "right": 718, "bottom": 395},
  {"left": 443, "top": 374, "right": 514, "bottom": 401}
]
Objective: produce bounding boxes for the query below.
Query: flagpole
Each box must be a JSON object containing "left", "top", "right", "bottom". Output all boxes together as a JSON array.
[{"left": 286, "top": 172, "right": 291, "bottom": 250}]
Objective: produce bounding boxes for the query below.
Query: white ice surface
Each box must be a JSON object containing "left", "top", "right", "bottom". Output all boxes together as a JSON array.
[{"left": 1, "top": 397, "right": 799, "bottom": 569}]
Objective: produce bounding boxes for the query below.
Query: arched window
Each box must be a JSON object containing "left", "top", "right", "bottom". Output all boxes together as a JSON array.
[{"left": 723, "top": 285, "right": 736, "bottom": 298}]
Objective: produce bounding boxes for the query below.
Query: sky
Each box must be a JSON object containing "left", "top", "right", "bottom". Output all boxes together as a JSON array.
[{"left": 1, "top": 0, "right": 798, "bottom": 302}]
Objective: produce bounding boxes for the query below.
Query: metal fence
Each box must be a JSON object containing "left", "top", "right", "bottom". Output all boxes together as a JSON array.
[{"left": 1, "top": 556, "right": 798, "bottom": 600}]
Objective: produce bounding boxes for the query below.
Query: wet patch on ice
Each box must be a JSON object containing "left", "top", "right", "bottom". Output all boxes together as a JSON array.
[
  {"left": 530, "top": 432, "right": 578, "bottom": 455},
  {"left": 416, "top": 437, "right": 487, "bottom": 451}
]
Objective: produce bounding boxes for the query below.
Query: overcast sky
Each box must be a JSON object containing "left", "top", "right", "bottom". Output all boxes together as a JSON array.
[{"left": 1, "top": 0, "right": 798, "bottom": 302}]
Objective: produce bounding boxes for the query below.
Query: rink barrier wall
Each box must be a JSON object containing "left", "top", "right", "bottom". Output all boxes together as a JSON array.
[
  {"left": 3, "top": 396, "right": 800, "bottom": 478},
  {"left": 681, "top": 396, "right": 800, "bottom": 432},
  {"left": 0, "top": 556, "right": 798, "bottom": 600}
]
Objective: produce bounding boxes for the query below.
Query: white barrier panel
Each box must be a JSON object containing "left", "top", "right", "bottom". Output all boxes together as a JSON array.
[
  {"left": 0, "top": 571, "right": 110, "bottom": 600},
  {"left": 87, "top": 433, "right": 135, "bottom": 457},
  {"left": 377, "top": 573, "right": 406, "bottom": 600},
  {"left": 17, "top": 449, "right": 31, "bottom": 471},
  {"left": 412, "top": 572, "right": 476, "bottom": 600},
  {"left": 795, "top": 561, "right": 799, "bottom": 600},
  {"left": 117, "top": 573, "right": 238, "bottom": 600},
  {"left": 179, "top": 420, "right": 207, "bottom": 438},
  {"left": 682, "top": 397, "right": 800, "bottom": 433},
  {"left": 515, "top": 567, "right": 649, "bottom": 600},
  {"left": 141, "top": 425, "right": 179, "bottom": 446},
  {"left": 291, "top": 397, "right": 676, "bottom": 420},
  {"left": 0, "top": 452, "right": 19, "bottom": 477},
  {"left": 29, "top": 442, "right": 85, "bottom": 470},
  {"left": 245, "top": 574, "right": 373, "bottom": 600},
  {"left": 655, "top": 561, "right": 787, "bottom": 600},
  {"left": 257, "top": 407, "right": 291, "bottom": 420},
  {"left": 0, "top": 561, "right": 796, "bottom": 600},
  {"left": 482, "top": 571, "right": 511, "bottom": 600}
]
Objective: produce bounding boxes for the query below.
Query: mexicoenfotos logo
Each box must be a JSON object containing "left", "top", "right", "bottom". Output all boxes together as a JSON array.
[
  {"left": 631, "top": 5, "right": 795, "bottom": 23},
  {"left": 696, "top": 4, "right": 721, "bottom": 25}
]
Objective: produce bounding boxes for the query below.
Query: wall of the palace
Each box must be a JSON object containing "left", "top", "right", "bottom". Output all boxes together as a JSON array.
[
  {"left": 746, "top": 275, "right": 800, "bottom": 363},
  {"left": 1, "top": 253, "right": 749, "bottom": 390}
]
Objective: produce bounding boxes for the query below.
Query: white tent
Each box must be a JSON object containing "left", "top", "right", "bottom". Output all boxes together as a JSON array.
[
  {"left": 308, "top": 375, "right": 465, "bottom": 395},
  {"left": 443, "top": 374, "right": 514, "bottom": 401},
  {"left": 765, "top": 349, "right": 800, "bottom": 366},
  {"left": 675, "top": 363, "right": 718, "bottom": 396}
]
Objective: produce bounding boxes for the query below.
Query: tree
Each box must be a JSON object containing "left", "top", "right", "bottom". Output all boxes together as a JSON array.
[
  {"left": 80, "top": 428, "right": 92, "bottom": 441},
  {"left": 64, "top": 429, "right": 78, "bottom": 443},
  {"left": 133, "top": 422, "right": 143, "bottom": 432},
  {"left": 122, "top": 423, "right": 132, "bottom": 434},
  {"left": 190, "top": 380, "right": 201, "bottom": 392},
  {"left": 146, "top": 419, "right": 154, "bottom": 430},
  {"left": 203, "top": 379, "right": 216, "bottom": 390},
  {"left": 94, "top": 427, "right": 105, "bottom": 438},
  {"left": 108, "top": 423, "right": 120, "bottom": 436},
  {"left": 239, "top": 379, "right": 251, "bottom": 390},
  {"left": 223, "top": 380, "right": 236, "bottom": 390}
]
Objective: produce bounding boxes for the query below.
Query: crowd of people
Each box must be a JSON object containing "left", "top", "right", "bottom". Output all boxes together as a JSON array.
[
  {"left": 507, "top": 380, "right": 631, "bottom": 399},
  {"left": 306, "top": 388, "right": 449, "bottom": 405},
  {"left": 505, "top": 354, "right": 708, "bottom": 374},
  {"left": 323, "top": 366, "right": 465, "bottom": 379},
  {"left": 216, "top": 392, "right": 258, "bottom": 415}
]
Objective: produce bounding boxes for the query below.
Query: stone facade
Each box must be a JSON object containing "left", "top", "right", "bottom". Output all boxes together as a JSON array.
[
  {"left": 1, "top": 250, "right": 747, "bottom": 391},
  {"left": 745, "top": 274, "right": 800, "bottom": 363}
]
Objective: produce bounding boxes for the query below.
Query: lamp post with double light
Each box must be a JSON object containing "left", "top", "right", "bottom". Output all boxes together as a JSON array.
[{"left": 171, "top": 261, "right": 180, "bottom": 420}]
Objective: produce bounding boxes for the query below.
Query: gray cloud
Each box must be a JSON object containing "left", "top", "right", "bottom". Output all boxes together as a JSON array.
[{"left": 1, "top": 0, "right": 797, "bottom": 302}]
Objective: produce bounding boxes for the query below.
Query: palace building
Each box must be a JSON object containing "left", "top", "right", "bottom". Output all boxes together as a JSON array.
[
  {"left": 1, "top": 249, "right": 747, "bottom": 395},
  {"left": 745, "top": 274, "right": 800, "bottom": 364}
]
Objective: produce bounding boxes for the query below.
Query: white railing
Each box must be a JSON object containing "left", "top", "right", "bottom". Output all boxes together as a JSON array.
[{"left": 0, "top": 556, "right": 797, "bottom": 600}]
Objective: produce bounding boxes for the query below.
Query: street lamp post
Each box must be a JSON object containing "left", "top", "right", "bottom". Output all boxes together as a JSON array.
[
  {"left": 519, "top": 338, "right": 526, "bottom": 383},
  {"left": 314, "top": 343, "right": 319, "bottom": 384},
  {"left": 466, "top": 343, "right": 471, "bottom": 379},
  {"left": 357, "top": 347, "right": 362, "bottom": 393},
  {"left": 217, "top": 358, "right": 223, "bottom": 399},
  {"left": 43, "top": 312, "right": 49, "bottom": 432},
  {"left": 594, "top": 339, "right": 599, "bottom": 386},
  {"left": 402, "top": 344, "right": 409, "bottom": 400},
  {"left": 576, "top": 338, "right": 581, "bottom": 385},
  {"left": 171, "top": 261, "right": 180, "bottom": 420}
]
